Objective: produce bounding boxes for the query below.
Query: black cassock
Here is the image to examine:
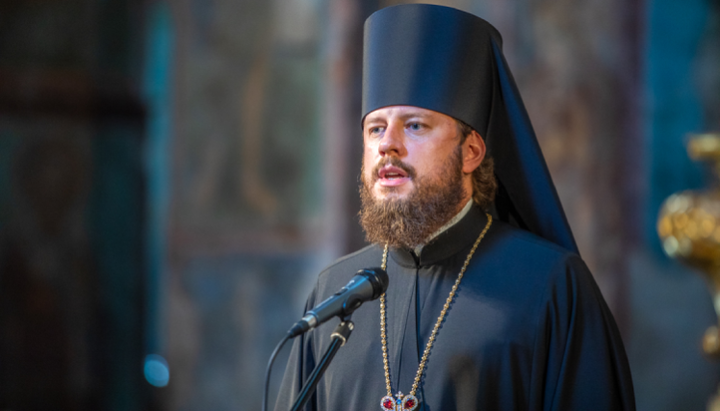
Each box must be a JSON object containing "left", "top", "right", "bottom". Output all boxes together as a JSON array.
[{"left": 275, "top": 205, "right": 635, "bottom": 411}]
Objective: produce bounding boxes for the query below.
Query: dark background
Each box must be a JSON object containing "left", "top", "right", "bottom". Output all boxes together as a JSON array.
[{"left": 0, "top": 0, "right": 718, "bottom": 410}]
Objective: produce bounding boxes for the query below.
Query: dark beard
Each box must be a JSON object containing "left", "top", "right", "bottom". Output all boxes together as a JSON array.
[{"left": 359, "top": 147, "right": 467, "bottom": 249}]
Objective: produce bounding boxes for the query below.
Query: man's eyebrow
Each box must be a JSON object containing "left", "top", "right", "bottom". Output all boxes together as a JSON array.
[
  {"left": 364, "top": 111, "right": 431, "bottom": 124},
  {"left": 397, "top": 112, "right": 431, "bottom": 121},
  {"left": 363, "top": 115, "right": 382, "bottom": 125}
]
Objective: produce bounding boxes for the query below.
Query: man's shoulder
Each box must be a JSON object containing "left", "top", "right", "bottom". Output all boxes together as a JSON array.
[
  {"left": 316, "top": 244, "right": 386, "bottom": 285},
  {"left": 485, "top": 218, "right": 584, "bottom": 270},
  {"left": 478, "top": 220, "right": 601, "bottom": 312}
]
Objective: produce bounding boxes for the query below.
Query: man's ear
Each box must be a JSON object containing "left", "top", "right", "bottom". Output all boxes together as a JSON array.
[{"left": 462, "top": 129, "right": 486, "bottom": 174}]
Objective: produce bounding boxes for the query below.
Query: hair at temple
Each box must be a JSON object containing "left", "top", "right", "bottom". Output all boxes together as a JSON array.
[{"left": 456, "top": 119, "right": 497, "bottom": 209}]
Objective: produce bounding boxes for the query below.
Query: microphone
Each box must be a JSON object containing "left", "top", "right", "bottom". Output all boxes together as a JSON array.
[{"left": 287, "top": 268, "right": 389, "bottom": 338}]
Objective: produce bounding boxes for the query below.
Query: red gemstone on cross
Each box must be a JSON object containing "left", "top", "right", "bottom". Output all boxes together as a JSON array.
[
  {"left": 404, "top": 399, "right": 415, "bottom": 408},
  {"left": 383, "top": 398, "right": 393, "bottom": 409}
]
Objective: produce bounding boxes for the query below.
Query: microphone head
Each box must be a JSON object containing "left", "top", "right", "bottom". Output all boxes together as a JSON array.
[{"left": 357, "top": 268, "right": 389, "bottom": 299}]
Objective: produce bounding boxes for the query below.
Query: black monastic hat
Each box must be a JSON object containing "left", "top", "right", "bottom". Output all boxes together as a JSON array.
[{"left": 362, "top": 3, "right": 578, "bottom": 253}]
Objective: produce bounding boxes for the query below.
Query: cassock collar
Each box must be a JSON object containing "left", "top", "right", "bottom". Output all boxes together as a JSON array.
[
  {"left": 414, "top": 199, "right": 473, "bottom": 256},
  {"left": 390, "top": 204, "right": 489, "bottom": 268}
]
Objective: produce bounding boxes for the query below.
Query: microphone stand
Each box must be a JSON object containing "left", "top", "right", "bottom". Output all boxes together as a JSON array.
[{"left": 289, "top": 316, "right": 354, "bottom": 411}]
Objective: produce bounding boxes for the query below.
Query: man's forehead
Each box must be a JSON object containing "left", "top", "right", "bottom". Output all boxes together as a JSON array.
[{"left": 363, "top": 105, "right": 452, "bottom": 125}]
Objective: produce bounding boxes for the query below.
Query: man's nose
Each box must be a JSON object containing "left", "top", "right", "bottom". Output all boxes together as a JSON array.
[{"left": 378, "top": 123, "right": 407, "bottom": 157}]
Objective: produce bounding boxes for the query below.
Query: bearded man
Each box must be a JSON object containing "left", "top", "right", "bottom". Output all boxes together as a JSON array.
[{"left": 275, "top": 4, "right": 635, "bottom": 411}]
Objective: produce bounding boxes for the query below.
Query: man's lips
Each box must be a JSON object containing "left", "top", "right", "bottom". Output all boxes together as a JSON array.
[{"left": 377, "top": 165, "right": 410, "bottom": 187}]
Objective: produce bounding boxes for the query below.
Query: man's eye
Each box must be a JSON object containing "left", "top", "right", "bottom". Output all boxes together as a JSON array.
[
  {"left": 408, "top": 123, "right": 423, "bottom": 131},
  {"left": 369, "top": 126, "right": 384, "bottom": 134}
]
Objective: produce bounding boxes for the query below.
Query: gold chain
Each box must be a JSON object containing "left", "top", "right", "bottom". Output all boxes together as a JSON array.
[{"left": 380, "top": 213, "right": 492, "bottom": 397}]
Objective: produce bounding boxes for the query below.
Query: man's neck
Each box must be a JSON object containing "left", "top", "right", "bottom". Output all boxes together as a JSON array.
[{"left": 414, "top": 199, "right": 473, "bottom": 256}]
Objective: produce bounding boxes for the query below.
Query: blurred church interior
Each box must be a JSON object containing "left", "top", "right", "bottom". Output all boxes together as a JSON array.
[{"left": 0, "top": 0, "right": 719, "bottom": 410}]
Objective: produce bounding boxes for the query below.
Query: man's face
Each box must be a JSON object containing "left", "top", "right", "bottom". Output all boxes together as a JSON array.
[
  {"left": 362, "top": 106, "right": 465, "bottom": 202},
  {"left": 359, "top": 106, "right": 477, "bottom": 248}
]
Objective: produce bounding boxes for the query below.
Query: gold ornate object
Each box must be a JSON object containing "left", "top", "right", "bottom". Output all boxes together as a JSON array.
[
  {"left": 709, "top": 387, "right": 720, "bottom": 411},
  {"left": 657, "top": 132, "right": 720, "bottom": 358},
  {"left": 379, "top": 214, "right": 493, "bottom": 410}
]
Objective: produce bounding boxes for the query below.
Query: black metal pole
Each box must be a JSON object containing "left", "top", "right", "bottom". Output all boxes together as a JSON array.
[{"left": 289, "top": 320, "right": 354, "bottom": 411}]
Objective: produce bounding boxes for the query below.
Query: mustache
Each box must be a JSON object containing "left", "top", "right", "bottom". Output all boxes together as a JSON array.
[{"left": 370, "top": 157, "right": 418, "bottom": 180}]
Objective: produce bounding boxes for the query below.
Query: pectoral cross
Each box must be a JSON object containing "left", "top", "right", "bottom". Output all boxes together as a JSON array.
[{"left": 380, "top": 392, "right": 418, "bottom": 410}]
